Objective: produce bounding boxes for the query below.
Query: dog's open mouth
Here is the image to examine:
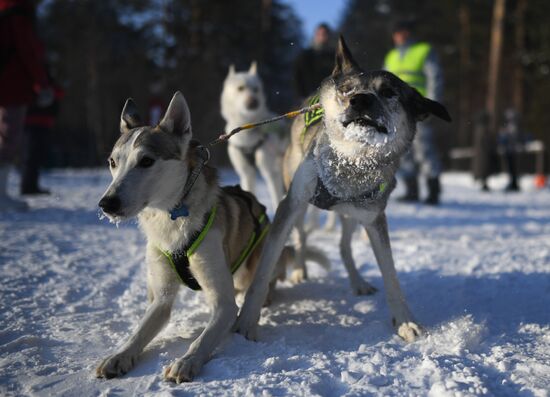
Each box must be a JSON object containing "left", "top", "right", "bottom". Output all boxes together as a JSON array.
[{"left": 342, "top": 117, "right": 388, "bottom": 134}]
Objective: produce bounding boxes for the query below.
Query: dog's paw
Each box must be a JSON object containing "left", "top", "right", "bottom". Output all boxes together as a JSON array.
[
  {"left": 289, "top": 268, "right": 307, "bottom": 284},
  {"left": 350, "top": 279, "right": 377, "bottom": 296},
  {"left": 164, "top": 356, "right": 203, "bottom": 384},
  {"left": 232, "top": 315, "right": 259, "bottom": 341},
  {"left": 96, "top": 352, "right": 137, "bottom": 379},
  {"left": 396, "top": 321, "right": 424, "bottom": 343}
]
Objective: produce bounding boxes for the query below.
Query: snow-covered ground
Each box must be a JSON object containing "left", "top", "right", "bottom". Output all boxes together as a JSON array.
[{"left": 1, "top": 169, "right": 549, "bottom": 397}]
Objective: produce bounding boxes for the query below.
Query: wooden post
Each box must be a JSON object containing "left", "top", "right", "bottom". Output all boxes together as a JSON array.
[
  {"left": 513, "top": 0, "right": 527, "bottom": 114},
  {"left": 486, "top": 0, "right": 506, "bottom": 136},
  {"left": 458, "top": 1, "right": 472, "bottom": 147}
]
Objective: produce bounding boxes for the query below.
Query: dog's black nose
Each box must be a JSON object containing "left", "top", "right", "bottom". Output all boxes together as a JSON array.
[
  {"left": 99, "top": 196, "right": 121, "bottom": 214},
  {"left": 246, "top": 97, "right": 259, "bottom": 110},
  {"left": 350, "top": 93, "right": 376, "bottom": 111}
]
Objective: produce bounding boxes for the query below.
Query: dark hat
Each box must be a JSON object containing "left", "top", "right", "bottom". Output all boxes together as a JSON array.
[
  {"left": 316, "top": 22, "right": 331, "bottom": 32},
  {"left": 392, "top": 18, "right": 416, "bottom": 33}
]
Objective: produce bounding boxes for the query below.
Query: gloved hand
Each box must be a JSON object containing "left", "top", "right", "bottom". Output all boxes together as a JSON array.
[{"left": 35, "top": 86, "right": 55, "bottom": 108}]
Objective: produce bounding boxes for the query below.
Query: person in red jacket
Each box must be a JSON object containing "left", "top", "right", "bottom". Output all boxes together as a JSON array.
[{"left": 0, "top": 0, "right": 52, "bottom": 210}]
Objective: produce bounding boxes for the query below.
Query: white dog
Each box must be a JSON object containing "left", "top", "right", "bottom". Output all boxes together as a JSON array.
[{"left": 221, "top": 62, "right": 285, "bottom": 212}]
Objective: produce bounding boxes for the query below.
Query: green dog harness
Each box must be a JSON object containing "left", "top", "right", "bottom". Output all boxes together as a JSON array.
[
  {"left": 300, "top": 94, "right": 324, "bottom": 144},
  {"left": 160, "top": 190, "right": 269, "bottom": 290}
]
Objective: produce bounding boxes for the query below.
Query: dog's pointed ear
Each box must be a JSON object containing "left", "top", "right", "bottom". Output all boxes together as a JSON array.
[
  {"left": 158, "top": 91, "right": 192, "bottom": 138},
  {"left": 412, "top": 90, "right": 452, "bottom": 122},
  {"left": 249, "top": 60, "right": 258, "bottom": 75},
  {"left": 228, "top": 64, "right": 236, "bottom": 77},
  {"left": 332, "top": 35, "right": 360, "bottom": 77},
  {"left": 120, "top": 98, "right": 143, "bottom": 134}
]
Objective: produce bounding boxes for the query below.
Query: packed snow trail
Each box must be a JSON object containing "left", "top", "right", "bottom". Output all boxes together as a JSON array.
[{"left": 1, "top": 169, "right": 549, "bottom": 396}]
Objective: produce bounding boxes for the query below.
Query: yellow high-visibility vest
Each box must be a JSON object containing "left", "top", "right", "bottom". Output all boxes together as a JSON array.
[{"left": 384, "top": 42, "right": 431, "bottom": 96}]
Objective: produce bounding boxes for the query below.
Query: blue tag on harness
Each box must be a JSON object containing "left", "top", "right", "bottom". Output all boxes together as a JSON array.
[{"left": 170, "top": 205, "right": 189, "bottom": 220}]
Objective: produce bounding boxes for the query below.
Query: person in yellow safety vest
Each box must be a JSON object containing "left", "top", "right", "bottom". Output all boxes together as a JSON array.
[{"left": 384, "top": 19, "right": 444, "bottom": 205}]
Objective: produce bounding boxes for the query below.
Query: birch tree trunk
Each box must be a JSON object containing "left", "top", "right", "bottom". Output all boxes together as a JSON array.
[
  {"left": 486, "top": 0, "right": 506, "bottom": 136},
  {"left": 513, "top": 0, "right": 527, "bottom": 114}
]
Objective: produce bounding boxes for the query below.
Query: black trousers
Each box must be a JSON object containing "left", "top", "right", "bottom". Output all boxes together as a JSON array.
[{"left": 21, "top": 125, "right": 49, "bottom": 192}]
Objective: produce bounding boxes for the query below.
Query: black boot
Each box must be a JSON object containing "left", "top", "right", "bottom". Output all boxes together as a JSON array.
[
  {"left": 505, "top": 180, "right": 519, "bottom": 192},
  {"left": 424, "top": 177, "right": 440, "bottom": 205},
  {"left": 504, "top": 152, "right": 520, "bottom": 192},
  {"left": 398, "top": 177, "right": 419, "bottom": 202},
  {"left": 20, "top": 127, "right": 50, "bottom": 196}
]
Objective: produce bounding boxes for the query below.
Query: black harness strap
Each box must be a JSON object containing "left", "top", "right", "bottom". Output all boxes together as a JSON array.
[
  {"left": 163, "top": 208, "right": 214, "bottom": 290},
  {"left": 169, "top": 142, "right": 211, "bottom": 220},
  {"left": 233, "top": 136, "right": 266, "bottom": 167},
  {"left": 310, "top": 177, "right": 389, "bottom": 210}
]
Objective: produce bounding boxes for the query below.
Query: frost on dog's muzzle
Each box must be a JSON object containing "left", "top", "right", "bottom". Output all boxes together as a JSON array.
[{"left": 342, "top": 116, "right": 388, "bottom": 134}]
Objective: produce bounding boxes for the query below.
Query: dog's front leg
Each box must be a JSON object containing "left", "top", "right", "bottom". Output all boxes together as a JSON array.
[
  {"left": 289, "top": 206, "right": 308, "bottom": 283},
  {"left": 228, "top": 144, "right": 256, "bottom": 194},
  {"left": 96, "top": 248, "right": 179, "bottom": 379},
  {"left": 235, "top": 159, "right": 316, "bottom": 340},
  {"left": 363, "top": 212, "right": 423, "bottom": 342},
  {"left": 164, "top": 231, "right": 238, "bottom": 383},
  {"left": 340, "top": 214, "right": 377, "bottom": 295},
  {"left": 255, "top": 137, "right": 285, "bottom": 211}
]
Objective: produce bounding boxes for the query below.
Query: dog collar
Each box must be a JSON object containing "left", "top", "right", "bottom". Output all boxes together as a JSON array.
[{"left": 170, "top": 144, "right": 211, "bottom": 220}]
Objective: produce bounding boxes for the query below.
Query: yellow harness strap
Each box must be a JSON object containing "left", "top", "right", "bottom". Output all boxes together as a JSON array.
[{"left": 160, "top": 202, "right": 269, "bottom": 290}]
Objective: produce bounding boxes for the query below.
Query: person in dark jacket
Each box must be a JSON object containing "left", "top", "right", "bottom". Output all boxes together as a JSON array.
[
  {"left": 293, "top": 23, "right": 335, "bottom": 102},
  {"left": 499, "top": 108, "right": 524, "bottom": 192},
  {"left": 20, "top": 83, "right": 64, "bottom": 195},
  {"left": 0, "top": 0, "right": 52, "bottom": 210},
  {"left": 471, "top": 111, "right": 495, "bottom": 191}
]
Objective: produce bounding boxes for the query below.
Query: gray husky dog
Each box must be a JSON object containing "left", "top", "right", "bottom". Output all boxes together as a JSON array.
[
  {"left": 96, "top": 92, "right": 327, "bottom": 383},
  {"left": 234, "top": 37, "right": 451, "bottom": 343}
]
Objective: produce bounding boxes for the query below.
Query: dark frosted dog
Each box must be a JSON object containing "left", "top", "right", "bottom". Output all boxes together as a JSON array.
[{"left": 234, "top": 36, "right": 451, "bottom": 342}]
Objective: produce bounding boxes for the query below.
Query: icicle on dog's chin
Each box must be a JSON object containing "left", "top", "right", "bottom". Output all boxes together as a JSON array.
[{"left": 98, "top": 204, "right": 124, "bottom": 225}]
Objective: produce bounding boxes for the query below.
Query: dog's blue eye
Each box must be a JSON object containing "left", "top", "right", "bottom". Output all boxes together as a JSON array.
[
  {"left": 138, "top": 157, "right": 155, "bottom": 168},
  {"left": 109, "top": 158, "right": 116, "bottom": 168}
]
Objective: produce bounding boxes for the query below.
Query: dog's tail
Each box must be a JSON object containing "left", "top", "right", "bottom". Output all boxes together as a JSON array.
[
  {"left": 303, "top": 246, "right": 331, "bottom": 271},
  {"left": 276, "top": 245, "right": 330, "bottom": 282}
]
